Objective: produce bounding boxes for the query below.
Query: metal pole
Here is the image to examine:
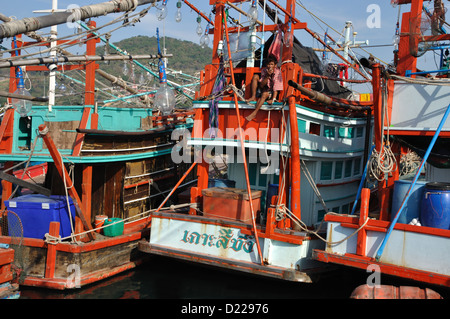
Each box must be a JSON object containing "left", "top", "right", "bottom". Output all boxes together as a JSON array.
[
  {"left": 0, "top": 54, "right": 167, "bottom": 69},
  {"left": 375, "top": 102, "right": 450, "bottom": 261},
  {"left": 0, "top": 0, "right": 160, "bottom": 40}
]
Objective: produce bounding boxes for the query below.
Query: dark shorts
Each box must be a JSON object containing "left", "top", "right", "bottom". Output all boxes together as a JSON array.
[{"left": 256, "top": 87, "right": 273, "bottom": 99}]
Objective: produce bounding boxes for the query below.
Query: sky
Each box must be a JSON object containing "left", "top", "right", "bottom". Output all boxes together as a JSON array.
[{"left": 1, "top": 1, "right": 449, "bottom": 73}]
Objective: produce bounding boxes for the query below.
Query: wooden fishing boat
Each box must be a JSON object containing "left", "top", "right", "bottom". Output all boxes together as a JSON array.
[
  {"left": 0, "top": 0, "right": 196, "bottom": 290},
  {"left": 138, "top": 0, "right": 374, "bottom": 283},
  {"left": 313, "top": 0, "right": 450, "bottom": 298},
  {"left": 0, "top": 246, "right": 19, "bottom": 298}
]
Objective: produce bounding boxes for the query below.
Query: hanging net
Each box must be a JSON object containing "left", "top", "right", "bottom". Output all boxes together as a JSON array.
[
  {"left": 409, "top": 2, "right": 447, "bottom": 57},
  {"left": 409, "top": 11, "right": 433, "bottom": 57},
  {"left": 1, "top": 210, "right": 24, "bottom": 273}
]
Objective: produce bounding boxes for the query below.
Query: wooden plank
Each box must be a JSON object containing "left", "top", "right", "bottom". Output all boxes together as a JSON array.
[
  {"left": 91, "top": 164, "right": 105, "bottom": 217},
  {"left": 0, "top": 170, "right": 51, "bottom": 196},
  {"left": 72, "top": 107, "right": 91, "bottom": 156}
]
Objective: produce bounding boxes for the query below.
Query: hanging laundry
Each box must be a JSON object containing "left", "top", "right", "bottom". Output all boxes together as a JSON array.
[{"left": 268, "top": 26, "right": 283, "bottom": 62}]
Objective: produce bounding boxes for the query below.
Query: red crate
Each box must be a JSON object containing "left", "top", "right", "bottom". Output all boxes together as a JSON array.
[{"left": 202, "top": 187, "right": 262, "bottom": 224}]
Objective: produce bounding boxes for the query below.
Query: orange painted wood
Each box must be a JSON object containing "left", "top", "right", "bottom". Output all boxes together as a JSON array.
[
  {"left": 45, "top": 222, "right": 60, "bottom": 279},
  {"left": 72, "top": 107, "right": 91, "bottom": 156},
  {"left": 324, "top": 213, "right": 450, "bottom": 238},
  {"left": 39, "top": 125, "right": 95, "bottom": 240},
  {"left": 1, "top": 162, "right": 14, "bottom": 211},
  {"left": 82, "top": 165, "right": 93, "bottom": 227},
  {"left": 0, "top": 109, "right": 14, "bottom": 153},
  {"left": 314, "top": 250, "right": 449, "bottom": 287},
  {"left": 0, "top": 247, "right": 14, "bottom": 284},
  {"left": 356, "top": 188, "right": 370, "bottom": 256}
]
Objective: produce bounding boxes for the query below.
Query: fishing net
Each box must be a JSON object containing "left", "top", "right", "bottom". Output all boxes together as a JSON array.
[
  {"left": 409, "top": 2, "right": 447, "bottom": 58},
  {"left": 409, "top": 12, "right": 433, "bottom": 57},
  {"left": 0, "top": 210, "right": 24, "bottom": 271}
]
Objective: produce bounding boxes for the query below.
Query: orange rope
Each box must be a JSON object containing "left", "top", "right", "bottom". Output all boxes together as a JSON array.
[{"left": 222, "top": 7, "right": 265, "bottom": 266}]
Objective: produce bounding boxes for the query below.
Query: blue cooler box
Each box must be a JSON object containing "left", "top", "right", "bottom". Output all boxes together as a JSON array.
[{"left": 5, "top": 194, "right": 76, "bottom": 239}]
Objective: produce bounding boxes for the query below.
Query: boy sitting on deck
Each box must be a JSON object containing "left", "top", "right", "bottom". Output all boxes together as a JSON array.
[{"left": 245, "top": 54, "right": 283, "bottom": 121}]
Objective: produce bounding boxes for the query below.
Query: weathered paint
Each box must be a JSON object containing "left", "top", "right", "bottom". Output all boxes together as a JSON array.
[
  {"left": 150, "top": 217, "right": 259, "bottom": 263},
  {"left": 149, "top": 214, "right": 325, "bottom": 274}
]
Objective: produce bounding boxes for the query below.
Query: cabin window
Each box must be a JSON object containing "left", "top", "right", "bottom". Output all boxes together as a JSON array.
[
  {"left": 323, "top": 125, "right": 335, "bottom": 138},
  {"left": 320, "top": 161, "right": 333, "bottom": 180},
  {"left": 17, "top": 116, "right": 32, "bottom": 150},
  {"left": 338, "top": 127, "right": 354, "bottom": 138},
  {"left": 356, "top": 127, "right": 364, "bottom": 138},
  {"left": 297, "top": 119, "right": 307, "bottom": 133},
  {"left": 344, "top": 160, "right": 352, "bottom": 178},
  {"left": 249, "top": 163, "right": 257, "bottom": 186},
  {"left": 258, "top": 170, "right": 268, "bottom": 187},
  {"left": 353, "top": 157, "right": 362, "bottom": 175},
  {"left": 334, "top": 161, "right": 343, "bottom": 179},
  {"left": 332, "top": 206, "right": 340, "bottom": 214},
  {"left": 317, "top": 209, "right": 327, "bottom": 222},
  {"left": 309, "top": 122, "right": 321, "bottom": 136},
  {"left": 347, "top": 127, "right": 355, "bottom": 138}
]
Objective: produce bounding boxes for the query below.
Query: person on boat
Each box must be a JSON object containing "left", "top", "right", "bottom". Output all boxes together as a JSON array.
[{"left": 245, "top": 54, "right": 283, "bottom": 121}]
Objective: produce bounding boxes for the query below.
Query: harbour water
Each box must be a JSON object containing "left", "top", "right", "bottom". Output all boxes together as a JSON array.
[{"left": 18, "top": 254, "right": 450, "bottom": 300}]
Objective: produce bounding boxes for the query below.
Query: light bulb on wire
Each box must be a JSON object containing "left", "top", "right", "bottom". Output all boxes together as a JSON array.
[
  {"left": 155, "top": 27, "right": 175, "bottom": 115},
  {"left": 200, "top": 17, "right": 211, "bottom": 48},
  {"left": 59, "top": 78, "right": 66, "bottom": 92},
  {"left": 247, "top": 0, "right": 258, "bottom": 25},
  {"left": 196, "top": 16, "right": 203, "bottom": 36},
  {"left": 123, "top": 60, "right": 129, "bottom": 76},
  {"left": 157, "top": 1, "right": 168, "bottom": 21},
  {"left": 12, "top": 67, "right": 32, "bottom": 117},
  {"left": 175, "top": 0, "right": 182, "bottom": 23},
  {"left": 200, "top": 30, "right": 210, "bottom": 48},
  {"left": 284, "top": 22, "right": 293, "bottom": 48}
]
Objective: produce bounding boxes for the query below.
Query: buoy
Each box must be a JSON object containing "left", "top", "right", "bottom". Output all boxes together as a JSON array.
[{"left": 350, "top": 284, "right": 442, "bottom": 299}]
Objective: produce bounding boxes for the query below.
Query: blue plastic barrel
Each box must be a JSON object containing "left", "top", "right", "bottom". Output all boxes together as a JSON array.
[
  {"left": 421, "top": 182, "right": 450, "bottom": 230},
  {"left": 266, "top": 184, "right": 279, "bottom": 210},
  {"left": 208, "top": 178, "right": 236, "bottom": 188},
  {"left": 391, "top": 179, "right": 427, "bottom": 224},
  {"left": 266, "top": 184, "right": 291, "bottom": 212}
]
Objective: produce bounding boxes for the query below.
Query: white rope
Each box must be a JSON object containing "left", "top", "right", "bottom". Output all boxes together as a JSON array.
[
  {"left": 368, "top": 146, "right": 397, "bottom": 182},
  {"left": 46, "top": 203, "right": 195, "bottom": 243},
  {"left": 273, "top": 203, "right": 371, "bottom": 246}
]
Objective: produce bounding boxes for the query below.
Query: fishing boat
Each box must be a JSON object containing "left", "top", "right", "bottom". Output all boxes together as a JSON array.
[
  {"left": 138, "top": 0, "right": 375, "bottom": 283},
  {"left": 0, "top": 0, "right": 196, "bottom": 290},
  {"left": 313, "top": 0, "right": 450, "bottom": 298},
  {"left": 0, "top": 245, "right": 19, "bottom": 298}
]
